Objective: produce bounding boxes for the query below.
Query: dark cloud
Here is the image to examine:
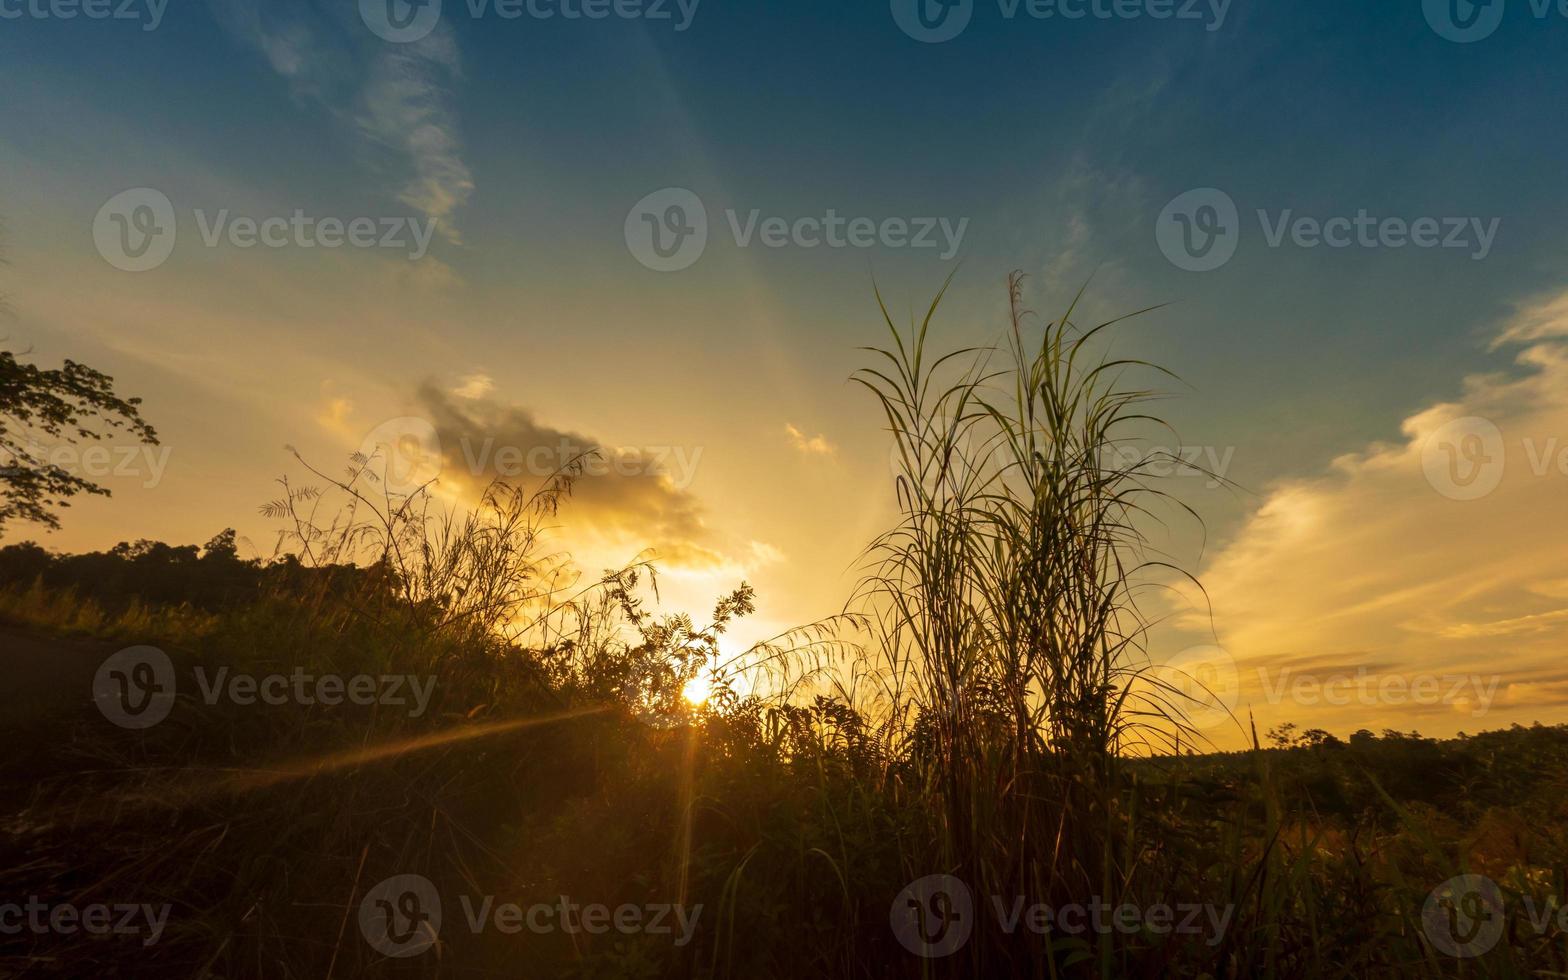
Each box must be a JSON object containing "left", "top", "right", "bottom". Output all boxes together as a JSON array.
[{"left": 417, "top": 384, "right": 723, "bottom": 569}]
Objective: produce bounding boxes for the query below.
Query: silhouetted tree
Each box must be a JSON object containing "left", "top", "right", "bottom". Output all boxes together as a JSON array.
[{"left": 0, "top": 349, "right": 158, "bottom": 530}]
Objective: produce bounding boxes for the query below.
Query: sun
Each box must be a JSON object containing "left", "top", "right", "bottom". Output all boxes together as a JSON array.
[{"left": 681, "top": 673, "right": 712, "bottom": 707}]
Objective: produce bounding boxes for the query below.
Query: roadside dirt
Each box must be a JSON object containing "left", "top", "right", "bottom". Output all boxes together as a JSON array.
[{"left": 0, "top": 626, "right": 112, "bottom": 730}]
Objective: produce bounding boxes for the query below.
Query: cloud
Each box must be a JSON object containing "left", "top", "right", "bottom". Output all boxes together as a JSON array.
[
  {"left": 1163, "top": 291, "right": 1568, "bottom": 739},
  {"left": 452, "top": 373, "right": 494, "bottom": 400},
  {"left": 316, "top": 394, "right": 355, "bottom": 433},
  {"left": 1493, "top": 289, "right": 1568, "bottom": 347},
  {"left": 1498, "top": 680, "right": 1568, "bottom": 712},
  {"left": 1024, "top": 156, "right": 1148, "bottom": 307},
  {"left": 1435, "top": 606, "right": 1568, "bottom": 640},
  {"left": 416, "top": 384, "right": 725, "bottom": 570},
  {"left": 784, "top": 423, "right": 835, "bottom": 456},
  {"left": 747, "top": 540, "right": 786, "bottom": 566},
  {"left": 207, "top": 0, "right": 472, "bottom": 240},
  {"left": 356, "top": 38, "right": 473, "bottom": 242}
]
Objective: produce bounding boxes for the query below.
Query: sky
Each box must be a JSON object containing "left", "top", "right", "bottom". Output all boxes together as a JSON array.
[{"left": 3, "top": 0, "right": 1568, "bottom": 746}]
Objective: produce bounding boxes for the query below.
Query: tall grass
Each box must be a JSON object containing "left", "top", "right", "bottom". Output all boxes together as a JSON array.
[
  {"left": 840, "top": 274, "right": 1566, "bottom": 979},
  {"left": 853, "top": 272, "right": 1223, "bottom": 971}
]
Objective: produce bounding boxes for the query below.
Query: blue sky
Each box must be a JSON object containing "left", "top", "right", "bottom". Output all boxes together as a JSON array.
[{"left": 5, "top": 0, "right": 1568, "bottom": 741}]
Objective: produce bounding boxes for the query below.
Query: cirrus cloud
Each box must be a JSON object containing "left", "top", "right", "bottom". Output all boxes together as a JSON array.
[{"left": 207, "top": 0, "right": 473, "bottom": 242}]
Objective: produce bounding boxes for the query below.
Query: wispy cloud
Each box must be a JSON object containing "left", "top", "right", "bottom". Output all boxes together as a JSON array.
[
  {"left": 207, "top": 0, "right": 472, "bottom": 241},
  {"left": 1019, "top": 156, "right": 1148, "bottom": 309},
  {"left": 785, "top": 423, "right": 835, "bottom": 456},
  {"left": 1493, "top": 289, "right": 1568, "bottom": 347},
  {"left": 357, "top": 37, "right": 473, "bottom": 243}
]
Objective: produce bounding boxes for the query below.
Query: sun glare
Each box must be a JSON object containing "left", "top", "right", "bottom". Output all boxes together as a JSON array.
[{"left": 681, "top": 674, "right": 712, "bottom": 706}]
